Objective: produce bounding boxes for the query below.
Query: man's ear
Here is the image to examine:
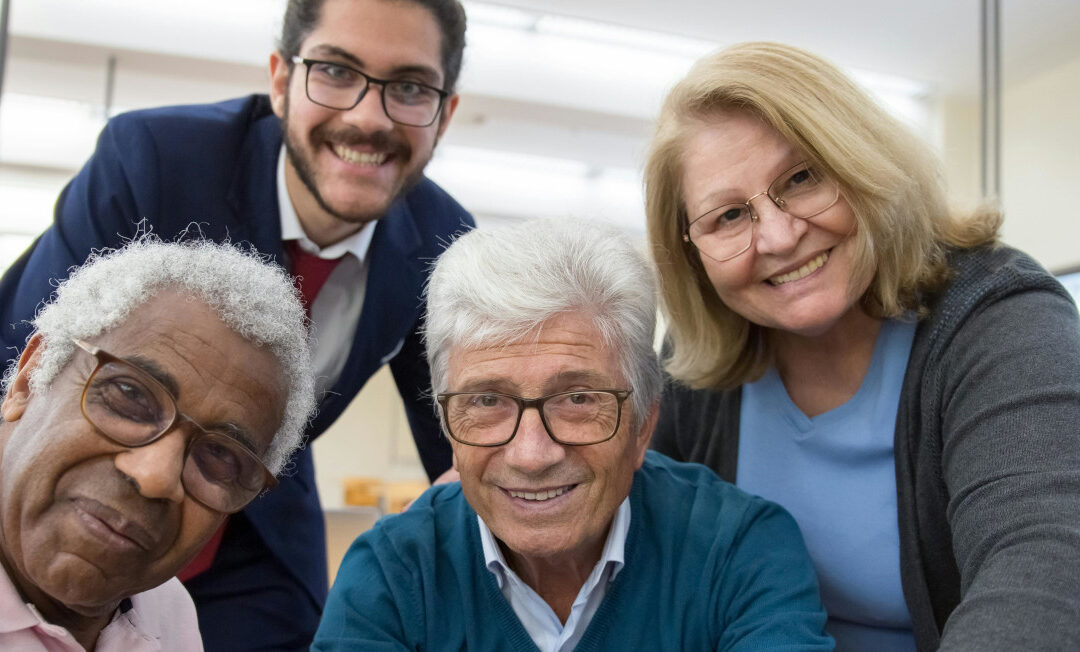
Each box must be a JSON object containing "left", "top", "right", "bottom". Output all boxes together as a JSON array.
[
  {"left": 269, "top": 50, "right": 290, "bottom": 119},
  {"left": 434, "top": 93, "right": 459, "bottom": 141},
  {"left": 1, "top": 333, "right": 45, "bottom": 422},
  {"left": 632, "top": 402, "right": 659, "bottom": 469}
]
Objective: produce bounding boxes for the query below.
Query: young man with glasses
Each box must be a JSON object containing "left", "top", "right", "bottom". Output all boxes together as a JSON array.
[
  {"left": 0, "top": 0, "right": 472, "bottom": 648},
  {"left": 313, "top": 219, "right": 833, "bottom": 651},
  {"left": 0, "top": 238, "right": 315, "bottom": 651}
]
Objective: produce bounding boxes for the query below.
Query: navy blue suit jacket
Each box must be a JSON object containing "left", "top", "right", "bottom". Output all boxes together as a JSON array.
[{"left": 0, "top": 95, "right": 474, "bottom": 612}]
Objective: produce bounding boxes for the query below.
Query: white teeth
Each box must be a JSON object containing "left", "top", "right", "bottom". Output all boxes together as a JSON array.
[
  {"left": 508, "top": 486, "right": 571, "bottom": 501},
  {"left": 768, "top": 251, "right": 829, "bottom": 286},
  {"left": 332, "top": 145, "right": 387, "bottom": 166}
]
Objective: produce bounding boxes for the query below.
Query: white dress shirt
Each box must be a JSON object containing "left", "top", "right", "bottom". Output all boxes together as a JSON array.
[
  {"left": 277, "top": 147, "right": 375, "bottom": 398},
  {"left": 479, "top": 498, "right": 630, "bottom": 652}
]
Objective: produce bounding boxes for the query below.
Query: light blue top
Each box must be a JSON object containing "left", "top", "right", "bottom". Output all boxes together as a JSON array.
[
  {"left": 738, "top": 318, "right": 917, "bottom": 652},
  {"left": 479, "top": 498, "right": 629, "bottom": 652}
]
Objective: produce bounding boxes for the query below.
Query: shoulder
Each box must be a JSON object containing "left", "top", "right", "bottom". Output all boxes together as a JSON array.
[
  {"left": 108, "top": 94, "right": 274, "bottom": 138},
  {"left": 400, "top": 176, "right": 476, "bottom": 238},
  {"left": 918, "top": 245, "right": 1073, "bottom": 346},
  {"left": 635, "top": 451, "right": 791, "bottom": 539},
  {"left": 101, "top": 94, "right": 278, "bottom": 163},
  {"left": 937, "top": 245, "right": 1067, "bottom": 315},
  {"left": 123, "top": 578, "right": 203, "bottom": 650},
  {"left": 353, "top": 482, "right": 475, "bottom": 563}
]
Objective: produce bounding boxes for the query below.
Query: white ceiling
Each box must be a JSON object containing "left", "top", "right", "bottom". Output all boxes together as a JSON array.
[{"left": 490, "top": 0, "right": 1080, "bottom": 96}]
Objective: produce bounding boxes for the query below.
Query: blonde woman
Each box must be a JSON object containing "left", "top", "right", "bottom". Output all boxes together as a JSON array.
[{"left": 646, "top": 41, "right": 1080, "bottom": 651}]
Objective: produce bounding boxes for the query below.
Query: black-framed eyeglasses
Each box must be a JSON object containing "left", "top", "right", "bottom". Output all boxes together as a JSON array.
[
  {"left": 436, "top": 389, "right": 633, "bottom": 447},
  {"left": 73, "top": 338, "right": 277, "bottom": 513},
  {"left": 291, "top": 56, "right": 449, "bottom": 127},
  {"left": 683, "top": 161, "right": 841, "bottom": 262}
]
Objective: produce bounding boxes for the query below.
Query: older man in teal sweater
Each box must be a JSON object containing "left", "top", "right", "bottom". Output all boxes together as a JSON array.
[{"left": 314, "top": 219, "right": 832, "bottom": 651}]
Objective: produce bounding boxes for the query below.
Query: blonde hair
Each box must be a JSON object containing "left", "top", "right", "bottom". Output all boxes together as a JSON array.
[{"left": 645, "top": 41, "right": 1001, "bottom": 389}]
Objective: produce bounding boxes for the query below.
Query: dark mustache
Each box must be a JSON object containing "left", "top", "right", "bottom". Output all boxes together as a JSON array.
[{"left": 314, "top": 124, "right": 407, "bottom": 154}]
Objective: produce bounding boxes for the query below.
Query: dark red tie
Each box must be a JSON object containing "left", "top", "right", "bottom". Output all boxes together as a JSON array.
[
  {"left": 285, "top": 240, "right": 345, "bottom": 315},
  {"left": 178, "top": 240, "right": 344, "bottom": 584}
]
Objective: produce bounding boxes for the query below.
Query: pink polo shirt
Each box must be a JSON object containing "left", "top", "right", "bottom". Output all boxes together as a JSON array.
[{"left": 0, "top": 567, "right": 203, "bottom": 651}]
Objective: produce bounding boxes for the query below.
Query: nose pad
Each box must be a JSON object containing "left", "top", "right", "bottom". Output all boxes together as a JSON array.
[
  {"left": 502, "top": 407, "right": 565, "bottom": 474},
  {"left": 113, "top": 429, "right": 188, "bottom": 503}
]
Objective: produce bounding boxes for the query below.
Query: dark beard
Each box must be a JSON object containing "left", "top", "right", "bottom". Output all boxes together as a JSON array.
[{"left": 279, "top": 95, "right": 432, "bottom": 224}]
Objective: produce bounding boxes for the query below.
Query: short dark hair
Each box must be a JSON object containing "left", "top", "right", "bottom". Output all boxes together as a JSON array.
[{"left": 279, "top": 0, "right": 467, "bottom": 92}]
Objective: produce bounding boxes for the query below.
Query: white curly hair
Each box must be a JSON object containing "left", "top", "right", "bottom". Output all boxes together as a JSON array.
[{"left": 1, "top": 236, "right": 315, "bottom": 474}]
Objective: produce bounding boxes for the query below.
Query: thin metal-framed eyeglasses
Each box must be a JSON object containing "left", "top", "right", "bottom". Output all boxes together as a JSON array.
[
  {"left": 683, "top": 160, "right": 841, "bottom": 262},
  {"left": 436, "top": 389, "right": 633, "bottom": 447},
  {"left": 73, "top": 338, "right": 277, "bottom": 513},
  {"left": 291, "top": 56, "right": 449, "bottom": 127}
]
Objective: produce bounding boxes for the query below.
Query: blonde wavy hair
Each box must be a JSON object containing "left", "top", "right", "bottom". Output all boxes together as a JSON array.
[{"left": 645, "top": 41, "right": 1001, "bottom": 389}]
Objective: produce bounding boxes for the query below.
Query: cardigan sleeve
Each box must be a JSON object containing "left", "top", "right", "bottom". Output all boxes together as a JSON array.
[
  {"left": 312, "top": 529, "right": 417, "bottom": 651},
  {"left": 713, "top": 499, "right": 834, "bottom": 651},
  {"left": 934, "top": 279, "right": 1080, "bottom": 649}
]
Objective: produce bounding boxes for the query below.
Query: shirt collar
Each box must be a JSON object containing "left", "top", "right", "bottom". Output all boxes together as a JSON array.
[
  {"left": 277, "top": 146, "right": 375, "bottom": 262},
  {"left": 479, "top": 496, "right": 631, "bottom": 590}
]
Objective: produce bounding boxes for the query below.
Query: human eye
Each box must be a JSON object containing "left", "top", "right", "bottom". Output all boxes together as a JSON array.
[
  {"left": 546, "top": 391, "right": 603, "bottom": 417},
  {"left": 387, "top": 80, "right": 436, "bottom": 106},
  {"left": 692, "top": 205, "right": 749, "bottom": 237},
  {"left": 87, "top": 371, "right": 163, "bottom": 424},
  {"left": 466, "top": 393, "right": 509, "bottom": 410},
  {"left": 776, "top": 163, "right": 822, "bottom": 197},
  {"left": 310, "top": 61, "right": 360, "bottom": 86},
  {"left": 191, "top": 438, "right": 246, "bottom": 485}
]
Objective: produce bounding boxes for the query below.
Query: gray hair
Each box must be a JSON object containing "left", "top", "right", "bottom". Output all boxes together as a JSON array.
[
  {"left": 1, "top": 236, "right": 315, "bottom": 474},
  {"left": 425, "top": 218, "right": 662, "bottom": 429}
]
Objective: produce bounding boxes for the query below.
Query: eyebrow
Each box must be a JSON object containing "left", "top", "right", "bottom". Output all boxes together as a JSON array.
[
  {"left": 693, "top": 153, "right": 805, "bottom": 216},
  {"left": 452, "top": 370, "right": 617, "bottom": 395},
  {"left": 304, "top": 44, "right": 443, "bottom": 86},
  {"left": 126, "top": 354, "right": 181, "bottom": 397}
]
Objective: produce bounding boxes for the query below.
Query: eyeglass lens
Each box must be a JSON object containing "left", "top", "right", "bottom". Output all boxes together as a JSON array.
[
  {"left": 304, "top": 60, "right": 442, "bottom": 127},
  {"left": 687, "top": 162, "right": 839, "bottom": 261},
  {"left": 442, "top": 391, "right": 623, "bottom": 446},
  {"left": 82, "top": 359, "right": 268, "bottom": 512}
]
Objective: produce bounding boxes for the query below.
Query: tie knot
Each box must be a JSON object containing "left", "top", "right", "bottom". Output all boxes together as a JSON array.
[{"left": 286, "top": 240, "right": 345, "bottom": 314}]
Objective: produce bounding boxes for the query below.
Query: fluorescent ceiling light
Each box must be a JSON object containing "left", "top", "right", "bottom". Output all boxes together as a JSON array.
[
  {"left": 464, "top": 2, "right": 539, "bottom": 31},
  {"left": 535, "top": 14, "right": 716, "bottom": 58}
]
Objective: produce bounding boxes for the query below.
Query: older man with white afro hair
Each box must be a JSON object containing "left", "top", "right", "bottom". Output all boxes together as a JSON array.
[{"left": 0, "top": 235, "right": 314, "bottom": 651}]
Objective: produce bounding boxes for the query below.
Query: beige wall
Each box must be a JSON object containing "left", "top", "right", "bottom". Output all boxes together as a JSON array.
[
  {"left": 311, "top": 366, "right": 427, "bottom": 511},
  {"left": 1001, "top": 54, "right": 1080, "bottom": 272}
]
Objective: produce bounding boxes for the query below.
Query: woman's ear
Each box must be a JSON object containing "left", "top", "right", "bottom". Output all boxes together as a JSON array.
[{"left": 1, "top": 333, "right": 46, "bottom": 422}]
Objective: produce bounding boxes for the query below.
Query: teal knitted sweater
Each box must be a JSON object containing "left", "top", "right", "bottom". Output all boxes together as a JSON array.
[{"left": 314, "top": 452, "right": 833, "bottom": 651}]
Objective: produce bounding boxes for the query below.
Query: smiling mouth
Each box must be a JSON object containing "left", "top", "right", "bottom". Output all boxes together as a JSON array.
[
  {"left": 768, "top": 250, "right": 830, "bottom": 286},
  {"left": 506, "top": 485, "right": 575, "bottom": 502},
  {"left": 331, "top": 144, "right": 388, "bottom": 167}
]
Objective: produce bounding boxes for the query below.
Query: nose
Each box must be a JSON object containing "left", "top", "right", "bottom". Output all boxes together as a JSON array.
[
  {"left": 113, "top": 428, "right": 187, "bottom": 504},
  {"left": 752, "top": 195, "right": 808, "bottom": 256},
  {"left": 502, "top": 407, "right": 566, "bottom": 476},
  {"left": 341, "top": 84, "right": 395, "bottom": 132}
]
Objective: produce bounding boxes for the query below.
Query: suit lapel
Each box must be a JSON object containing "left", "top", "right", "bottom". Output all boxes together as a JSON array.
[{"left": 226, "top": 101, "right": 286, "bottom": 264}]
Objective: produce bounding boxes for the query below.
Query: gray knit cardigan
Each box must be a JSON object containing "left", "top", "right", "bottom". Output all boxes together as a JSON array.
[{"left": 654, "top": 245, "right": 1080, "bottom": 651}]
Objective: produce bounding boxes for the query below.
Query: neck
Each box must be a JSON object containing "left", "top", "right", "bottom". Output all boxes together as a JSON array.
[
  {"left": 770, "top": 306, "right": 884, "bottom": 417},
  {"left": 283, "top": 159, "right": 368, "bottom": 249},
  {"left": 500, "top": 533, "right": 608, "bottom": 624},
  {"left": 0, "top": 551, "right": 114, "bottom": 651}
]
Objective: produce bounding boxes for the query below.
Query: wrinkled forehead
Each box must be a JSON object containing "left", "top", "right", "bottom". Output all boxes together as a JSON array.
[{"left": 446, "top": 313, "right": 622, "bottom": 392}]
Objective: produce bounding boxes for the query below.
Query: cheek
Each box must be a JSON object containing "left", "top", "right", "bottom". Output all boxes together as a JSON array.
[{"left": 170, "top": 503, "right": 226, "bottom": 561}]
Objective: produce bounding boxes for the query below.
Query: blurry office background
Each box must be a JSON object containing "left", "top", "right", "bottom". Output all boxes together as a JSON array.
[{"left": 1, "top": 0, "right": 1078, "bottom": 542}]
